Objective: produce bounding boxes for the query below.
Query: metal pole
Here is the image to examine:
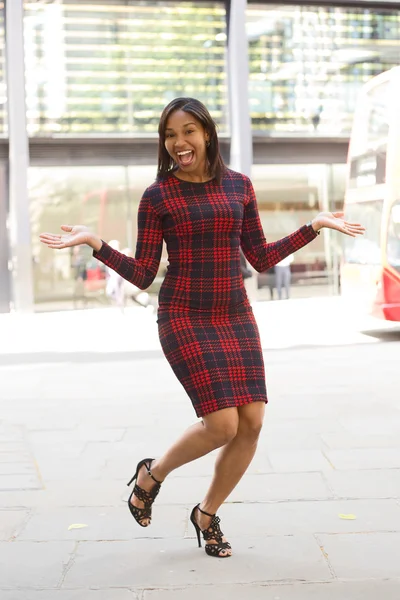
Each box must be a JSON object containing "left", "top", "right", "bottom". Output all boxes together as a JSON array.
[
  {"left": 227, "top": 1, "right": 258, "bottom": 301},
  {"left": 5, "top": 0, "right": 34, "bottom": 312},
  {"left": 227, "top": 0, "right": 252, "bottom": 177},
  {"left": 0, "top": 164, "right": 11, "bottom": 312}
]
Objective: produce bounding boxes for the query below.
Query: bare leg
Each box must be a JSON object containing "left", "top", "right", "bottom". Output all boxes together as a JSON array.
[
  {"left": 195, "top": 401, "right": 266, "bottom": 556},
  {"left": 130, "top": 407, "right": 239, "bottom": 525}
]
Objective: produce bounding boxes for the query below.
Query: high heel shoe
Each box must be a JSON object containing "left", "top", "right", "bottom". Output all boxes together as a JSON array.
[
  {"left": 190, "top": 504, "right": 232, "bottom": 558},
  {"left": 127, "top": 458, "right": 163, "bottom": 527}
]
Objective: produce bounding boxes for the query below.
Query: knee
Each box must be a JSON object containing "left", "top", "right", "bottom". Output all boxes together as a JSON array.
[
  {"left": 237, "top": 418, "right": 263, "bottom": 442},
  {"left": 205, "top": 421, "right": 238, "bottom": 447}
]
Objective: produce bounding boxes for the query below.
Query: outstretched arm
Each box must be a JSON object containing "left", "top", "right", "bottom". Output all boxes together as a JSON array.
[
  {"left": 240, "top": 177, "right": 318, "bottom": 272},
  {"left": 92, "top": 192, "right": 163, "bottom": 290},
  {"left": 40, "top": 191, "right": 163, "bottom": 290},
  {"left": 240, "top": 177, "right": 364, "bottom": 272}
]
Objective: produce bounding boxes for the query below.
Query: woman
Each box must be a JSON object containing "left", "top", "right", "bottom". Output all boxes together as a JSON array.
[{"left": 40, "top": 97, "right": 364, "bottom": 559}]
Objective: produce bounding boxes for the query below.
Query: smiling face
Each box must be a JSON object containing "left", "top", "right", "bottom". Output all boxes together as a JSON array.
[{"left": 164, "top": 109, "right": 210, "bottom": 182}]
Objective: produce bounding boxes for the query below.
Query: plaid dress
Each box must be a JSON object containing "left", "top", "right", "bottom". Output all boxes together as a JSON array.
[{"left": 93, "top": 169, "right": 317, "bottom": 417}]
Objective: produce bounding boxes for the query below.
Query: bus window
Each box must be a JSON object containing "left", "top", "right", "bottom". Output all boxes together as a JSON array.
[
  {"left": 387, "top": 201, "right": 400, "bottom": 272},
  {"left": 366, "top": 85, "right": 389, "bottom": 148},
  {"left": 349, "top": 80, "right": 389, "bottom": 188},
  {"left": 343, "top": 200, "right": 383, "bottom": 265}
]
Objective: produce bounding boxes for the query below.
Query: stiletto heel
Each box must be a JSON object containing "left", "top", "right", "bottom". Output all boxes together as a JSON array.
[
  {"left": 189, "top": 504, "right": 202, "bottom": 548},
  {"left": 126, "top": 458, "right": 163, "bottom": 527},
  {"left": 190, "top": 503, "right": 232, "bottom": 558}
]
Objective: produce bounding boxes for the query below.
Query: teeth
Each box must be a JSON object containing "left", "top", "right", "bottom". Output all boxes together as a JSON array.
[{"left": 177, "top": 151, "right": 192, "bottom": 156}]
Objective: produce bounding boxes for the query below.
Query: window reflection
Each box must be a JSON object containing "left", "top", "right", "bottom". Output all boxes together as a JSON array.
[
  {"left": 247, "top": 5, "right": 400, "bottom": 135},
  {"left": 252, "top": 164, "right": 342, "bottom": 297},
  {"left": 30, "top": 165, "right": 158, "bottom": 308},
  {"left": 23, "top": 1, "right": 227, "bottom": 135}
]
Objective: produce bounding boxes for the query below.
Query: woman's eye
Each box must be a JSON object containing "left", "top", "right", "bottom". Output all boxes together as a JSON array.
[
  {"left": 186, "top": 130, "right": 194, "bottom": 134},
  {"left": 166, "top": 133, "right": 175, "bottom": 138}
]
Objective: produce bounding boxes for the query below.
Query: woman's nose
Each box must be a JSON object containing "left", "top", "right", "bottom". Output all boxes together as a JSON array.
[{"left": 174, "top": 135, "right": 186, "bottom": 148}]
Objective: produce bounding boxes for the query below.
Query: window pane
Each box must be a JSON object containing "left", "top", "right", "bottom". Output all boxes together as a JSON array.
[
  {"left": 387, "top": 201, "right": 400, "bottom": 272},
  {"left": 344, "top": 200, "right": 383, "bottom": 265},
  {"left": 24, "top": 1, "right": 227, "bottom": 135},
  {"left": 30, "top": 166, "right": 128, "bottom": 308},
  {"left": 30, "top": 165, "right": 163, "bottom": 309},
  {"left": 252, "top": 164, "right": 336, "bottom": 299},
  {"left": 247, "top": 4, "right": 400, "bottom": 135}
]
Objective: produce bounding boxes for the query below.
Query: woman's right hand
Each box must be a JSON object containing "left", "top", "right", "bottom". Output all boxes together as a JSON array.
[{"left": 39, "top": 225, "right": 101, "bottom": 251}]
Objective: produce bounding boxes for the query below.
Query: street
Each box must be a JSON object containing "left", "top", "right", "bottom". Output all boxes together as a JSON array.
[{"left": 1, "top": 298, "right": 400, "bottom": 599}]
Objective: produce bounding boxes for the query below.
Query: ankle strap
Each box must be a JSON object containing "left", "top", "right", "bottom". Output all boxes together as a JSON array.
[
  {"left": 197, "top": 504, "right": 215, "bottom": 519},
  {"left": 146, "top": 462, "right": 162, "bottom": 485}
]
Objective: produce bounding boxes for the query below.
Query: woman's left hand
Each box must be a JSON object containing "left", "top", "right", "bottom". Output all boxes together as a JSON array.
[{"left": 312, "top": 212, "right": 365, "bottom": 237}]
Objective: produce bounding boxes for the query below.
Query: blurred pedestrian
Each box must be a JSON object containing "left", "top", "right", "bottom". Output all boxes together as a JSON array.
[
  {"left": 71, "top": 246, "right": 88, "bottom": 308},
  {"left": 40, "top": 97, "right": 365, "bottom": 559},
  {"left": 275, "top": 253, "right": 293, "bottom": 300},
  {"left": 266, "top": 266, "right": 275, "bottom": 300}
]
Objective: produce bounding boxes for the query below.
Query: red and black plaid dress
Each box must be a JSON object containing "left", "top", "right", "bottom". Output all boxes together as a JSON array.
[{"left": 93, "top": 169, "right": 317, "bottom": 417}]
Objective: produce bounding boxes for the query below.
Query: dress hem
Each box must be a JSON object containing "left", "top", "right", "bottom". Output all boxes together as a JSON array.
[{"left": 195, "top": 396, "right": 268, "bottom": 418}]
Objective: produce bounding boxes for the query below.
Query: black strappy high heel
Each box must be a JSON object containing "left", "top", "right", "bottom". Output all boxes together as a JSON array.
[
  {"left": 190, "top": 504, "right": 232, "bottom": 558},
  {"left": 127, "top": 458, "right": 163, "bottom": 527}
]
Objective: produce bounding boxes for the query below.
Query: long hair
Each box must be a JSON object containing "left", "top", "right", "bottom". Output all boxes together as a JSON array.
[{"left": 157, "top": 97, "right": 226, "bottom": 185}]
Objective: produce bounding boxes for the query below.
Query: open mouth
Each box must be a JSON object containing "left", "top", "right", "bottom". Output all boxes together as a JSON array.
[{"left": 177, "top": 150, "right": 194, "bottom": 167}]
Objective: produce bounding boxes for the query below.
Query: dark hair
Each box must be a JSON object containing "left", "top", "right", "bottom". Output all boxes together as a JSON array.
[{"left": 157, "top": 97, "right": 226, "bottom": 185}]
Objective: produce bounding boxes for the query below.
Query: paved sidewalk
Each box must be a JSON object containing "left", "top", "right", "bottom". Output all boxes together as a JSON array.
[{"left": 1, "top": 299, "right": 400, "bottom": 598}]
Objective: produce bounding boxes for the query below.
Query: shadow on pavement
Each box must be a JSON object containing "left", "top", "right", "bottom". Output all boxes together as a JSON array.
[{"left": 360, "top": 328, "right": 400, "bottom": 342}]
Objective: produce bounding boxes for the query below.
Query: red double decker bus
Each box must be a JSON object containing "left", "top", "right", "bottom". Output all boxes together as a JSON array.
[{"left": 341, "top": 67, "right": 400, "bottom": 321}]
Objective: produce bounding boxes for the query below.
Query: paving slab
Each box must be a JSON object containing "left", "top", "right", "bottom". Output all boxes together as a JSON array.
[
  {"left": 322, "top": 432, "right": 400, "bottom": 449},
  {"left": 28, "top": 428, "right": 126, "bottom": 444},
  {"left": 339, "top": 415, "right": 400, "bottom": 436},
  {"left": 0, "top": 463, "right": 37, "bottom": 476},
  {"left": 32, "top": 442, "right": 87, "bottom": 460},
  {"left": 317, "top": 532, "right": 400, "bottom": 578},
  {"left": 36, "top": 459, "right": 106, "bottom": 483},
  {"left": 143, "top": 580, "right": 400, "bottom": 600},
  {"left": 266, "top": 449, "right": 332, "bottom": 472},
  {"left": 18, "top": 506, "right": 187, "bottom": 540},
  {"left": 63, "top": 536, "right": 331, "bottom": 587},
  {"left": 0, "top": 510, "right": 29, "bottom": 540},
  {"left": 325, "top": 469, "right": 400, "bottom": 499},
  {"left": 259, "top": 432, "right": 325, "bottom": 450},
  {"left": 325, "top": 449, "right": 400, "bottom": 470},
  {"left": 0, "top": 473, "right": 42, "bottom": 492},
  {"left": 221, "top": 499, "right": 400, "bottom": 536},
  {"left": 0, "top": 480, "right": 126, "bottom": 509},
  {"left": 0, "top": 448, "right": 32, "bottom": 462},
  {"left": 0, "top": 592, "right": 137, "bottom": 600},
  {"left": 0, "top": 541, "right": 75, "bottom": 587}
]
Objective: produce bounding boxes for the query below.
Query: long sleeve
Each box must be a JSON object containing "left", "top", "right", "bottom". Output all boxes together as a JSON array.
[
  {"left": 92, "top": 190, "right": 163, "bottom": 290},
  {"left": 240, "top": 176, "right": 318, "bottom": 273}
]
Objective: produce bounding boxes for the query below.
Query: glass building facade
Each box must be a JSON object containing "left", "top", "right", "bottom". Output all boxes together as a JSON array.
[
  {"left": 23, "top": 1, "right": 400, "bottom": 137},
  {"left": 1, "top": 1, "right": 400, "bottom": 311},
  {"left": 247, "top": 4, "right": 400, "bottom": 134},
  {"left": 24, "top": 1, "right": 228, "bottom": 135}
]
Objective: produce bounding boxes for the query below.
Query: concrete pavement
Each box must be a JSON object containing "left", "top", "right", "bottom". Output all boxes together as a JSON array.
[{"left": 1, "top": 298, "right": 400, "bottom": 598}]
